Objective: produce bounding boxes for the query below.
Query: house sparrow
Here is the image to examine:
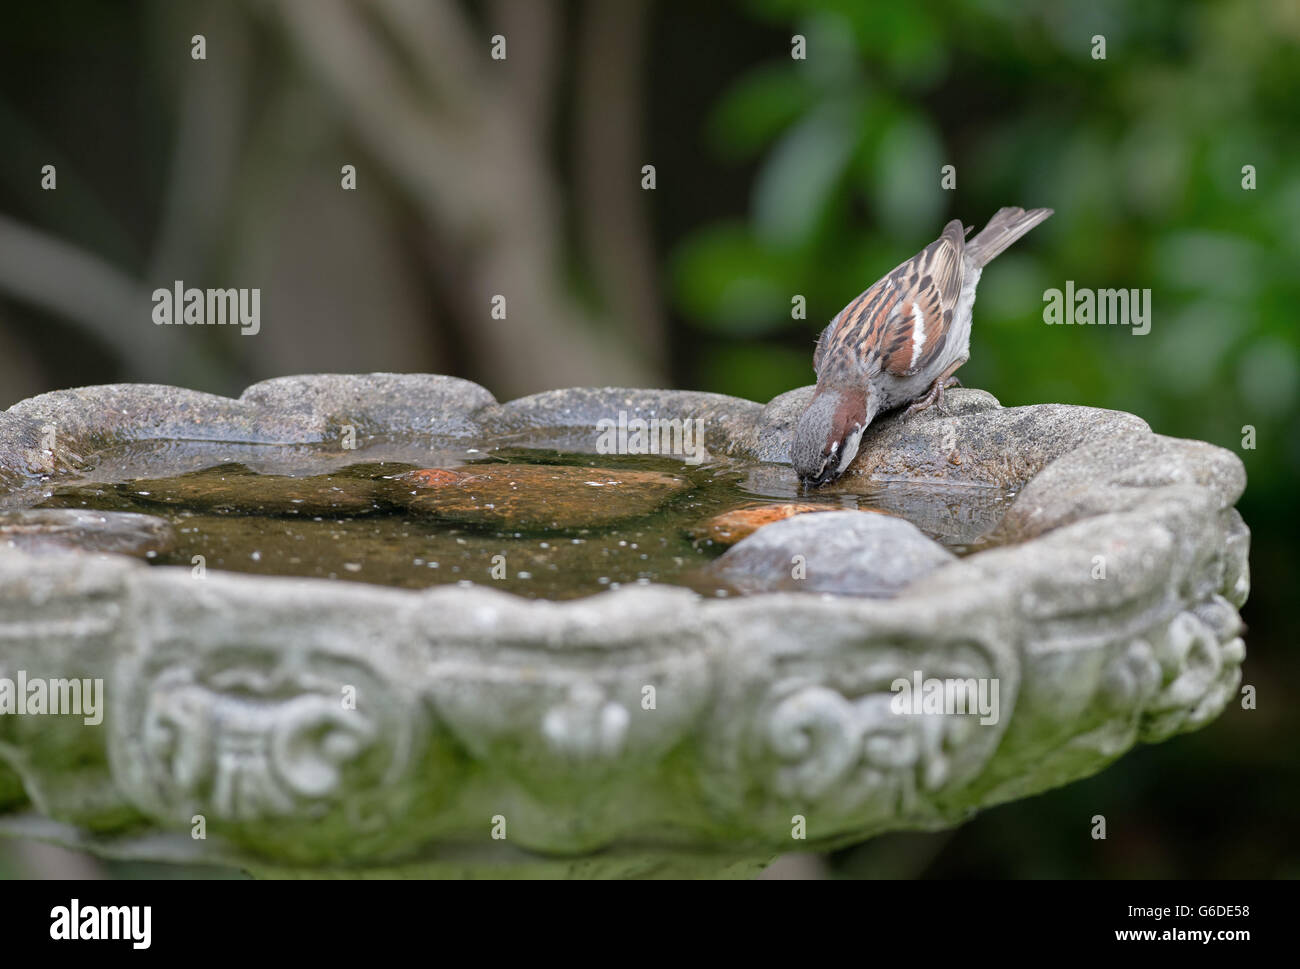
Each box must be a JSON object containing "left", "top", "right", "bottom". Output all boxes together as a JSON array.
[{"left": 791, "top": 206, "right": 1053, "bottom": 487}]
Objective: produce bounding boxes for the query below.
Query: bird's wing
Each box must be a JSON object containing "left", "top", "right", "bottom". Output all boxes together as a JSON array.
[
  {"left": 876, "top": 219, "right": 967, "bottom": 377},
  {"left": 815, "top": 220, "right": 968, "bottom": 383},
  {"left": 815, "top": 281, "right": 898, "bottom": 384}
]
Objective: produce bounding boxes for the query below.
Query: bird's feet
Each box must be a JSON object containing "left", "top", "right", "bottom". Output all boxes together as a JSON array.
[{"left": 904, "top": 376, "right": 960, "bottom": 416}]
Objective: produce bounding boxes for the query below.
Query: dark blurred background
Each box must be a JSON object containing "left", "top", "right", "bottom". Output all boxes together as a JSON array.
[{"left": 1, "top": 0, "right": 1296, "bottom": 878}]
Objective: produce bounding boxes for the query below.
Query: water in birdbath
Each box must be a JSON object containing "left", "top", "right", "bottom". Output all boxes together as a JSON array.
[{"left": 9, "top": 438, "right": 1014, "bottom": 600}]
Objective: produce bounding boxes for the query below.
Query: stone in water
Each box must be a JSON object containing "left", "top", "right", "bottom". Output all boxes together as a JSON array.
[
  {"left": 118, "top": 469, "right": 385, "bottom": 516},
  {"left": 388, "top": 464, "right": 687, "bottom": 529},
  {"left": 691, "top": 502, "right": 890, "bottom": 546},
  {"left": 0, "top": 509, "right": 175, "bottom": 557}
]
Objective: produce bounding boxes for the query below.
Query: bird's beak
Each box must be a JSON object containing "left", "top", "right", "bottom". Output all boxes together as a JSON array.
[
  {"left": 801, "top": 422, "right": 866, "bottom": 489},
  {"left": 801, "top": 460, "right": 841, "bottom": 490}
]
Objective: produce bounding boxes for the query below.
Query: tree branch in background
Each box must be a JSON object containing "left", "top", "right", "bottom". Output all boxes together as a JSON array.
[
  {"left": 146, "top": 0, "right": 250, "bottom": 389},
  {"left": 146, "top": 0, "right": 246, "bottom": 296},
  {"left": 488, "top": 0, "right": 559, "bottom": 141},
  {"left": 575, "top": 0, "right": 664, "bottom": 372},
  {"left": 0, "top": 213, "right": 167, "bottom": 379},
  {"left": 269, "top": 0, "right": 658, "bottom": 398},
  {"left": 0, "top": 1, "right": 247, "bottom": 392}
]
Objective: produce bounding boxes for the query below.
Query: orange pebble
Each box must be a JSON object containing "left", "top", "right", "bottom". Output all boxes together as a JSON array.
[{"left": 402, "top": 468, "right": 465, "bottom": 488}]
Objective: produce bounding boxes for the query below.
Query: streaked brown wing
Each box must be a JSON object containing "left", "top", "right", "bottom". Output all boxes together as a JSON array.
[
  {"left": 814, "top": 279, "right": 898, "bottom": 383},
  {"left": 877, "top": 219, "right": 967, "bottom": 377},
  {"left": 814, "top": 219, "right": 969, "bottom": 383}
]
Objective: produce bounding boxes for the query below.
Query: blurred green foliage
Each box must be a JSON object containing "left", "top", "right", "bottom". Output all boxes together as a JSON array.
[
  {"left": 671, "top": 0, "right": 1299, "bottom": 877},
  {"left": 674, "top": 0, "right": 1299, "bottom": 492}
]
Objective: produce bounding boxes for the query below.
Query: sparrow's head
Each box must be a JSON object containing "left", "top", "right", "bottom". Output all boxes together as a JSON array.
[{"left": 791, "top": 387, "right": 874, "bottom": 488}]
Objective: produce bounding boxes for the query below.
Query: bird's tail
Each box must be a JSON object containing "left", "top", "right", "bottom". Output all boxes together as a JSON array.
[{"left": 966, "top": 207, "right": 1053, "bottom": 268}]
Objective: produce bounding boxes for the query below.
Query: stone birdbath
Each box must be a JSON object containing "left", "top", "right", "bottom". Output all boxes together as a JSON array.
[{"left": 0, "top": 374, "right": 1248, "bottom": 878}]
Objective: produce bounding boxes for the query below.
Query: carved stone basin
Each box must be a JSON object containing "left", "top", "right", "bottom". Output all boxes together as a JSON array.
[{"left": 0, "top": 374, "right": 1249, "bottom": 878}]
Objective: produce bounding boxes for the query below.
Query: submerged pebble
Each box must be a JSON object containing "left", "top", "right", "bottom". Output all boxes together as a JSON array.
[
  {"left": 102, "top": 469, "right": 386, "bottom": 517},
  {"left": 0, "top": 509, "right": 176, "bottom": 558},
  {"left": 386, "top": 464, "right": 687, "bottom": 529},
  {"left": 690, "top": 502, "right": 890, "bottom": 546}
]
